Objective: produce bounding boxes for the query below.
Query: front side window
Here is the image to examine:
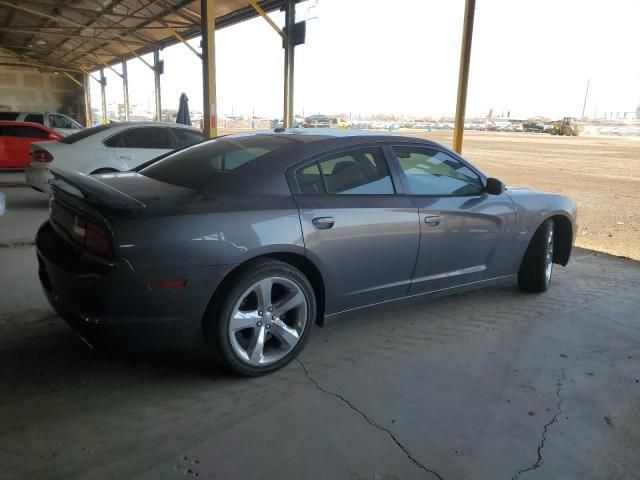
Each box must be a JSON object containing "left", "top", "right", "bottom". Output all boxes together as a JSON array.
[
  {"left": 392, "top": 146, "right": 481, "bottom": 196},
  {"left": 49, "top": 114, "right": 73, "bottom": 129},
  {"left": 296, "top": 147, "right": 395, "bottom": 195}
]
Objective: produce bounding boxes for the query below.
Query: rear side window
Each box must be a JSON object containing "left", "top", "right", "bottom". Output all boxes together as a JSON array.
[
  {"left": 0, "top": 125, "right": 49, "bottom": 138},
  {"left": 25, "top": 114, "right": 44, "bottom": 125},
  {"left": 0, "top": 112, "right": 19, "bottom": 120},
  {"left": 108, "top": 127, "right": 174, "bottom": 149},
  {"left": 59, "top": 124, "right": 111, "bottom": 144},
  {"left": 172, "top": 128, "right": 205, "bottom": 148},
  {"left": 296, "top": 147, "right": 395, "bottom": 195}
]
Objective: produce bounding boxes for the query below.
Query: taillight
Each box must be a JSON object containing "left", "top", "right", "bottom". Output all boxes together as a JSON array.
[
  {"left": 32, "top": 149, "right": 54, "bottom": 163},
  {"left": 84, "top": 222, "right": 112, "bottom": 257},
  {"left": 71, "top": 215, "right": 112, "bottom": 257}
]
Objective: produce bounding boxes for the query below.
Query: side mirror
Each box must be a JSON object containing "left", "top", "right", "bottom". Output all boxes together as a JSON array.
[
  {"left": 485, "top": 177, "right": 505, "bottom": 195},
  {"left": 48, "top": 133, "right": 59, "bottom": 140}
]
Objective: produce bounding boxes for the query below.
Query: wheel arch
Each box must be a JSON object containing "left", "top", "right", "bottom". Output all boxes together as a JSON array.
[
  {"left": 548, "top": 213, "right": 573, "bottom": 266},
  {"left": 202, "top": 252, "right": 327, "bottom": 337}
]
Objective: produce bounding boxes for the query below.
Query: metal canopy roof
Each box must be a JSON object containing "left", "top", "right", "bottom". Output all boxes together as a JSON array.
[{"left": 0, "top": 0, "right": 285, "bottom": 73}]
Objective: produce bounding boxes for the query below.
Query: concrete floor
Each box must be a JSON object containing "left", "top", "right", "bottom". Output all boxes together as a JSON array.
[{"left": 1, "top": 171, "right": 639, "bottom": 480}]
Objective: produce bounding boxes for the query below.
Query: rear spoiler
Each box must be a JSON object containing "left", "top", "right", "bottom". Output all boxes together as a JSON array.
[{"left": 49, "top": 168, "right": 145, "bottom": 211}]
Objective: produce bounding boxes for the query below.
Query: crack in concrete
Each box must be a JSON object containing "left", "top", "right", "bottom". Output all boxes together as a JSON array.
[
  {"left": 296, "top": 359, "right": 446, "bottom": 480},
  {"left": 511, "top": 368, "right": 566, "bottom": 480}
]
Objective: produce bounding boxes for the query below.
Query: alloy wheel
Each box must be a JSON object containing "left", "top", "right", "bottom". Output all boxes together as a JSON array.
[{"left": 228, "top": 276, "right": 308, "bottom": 366}]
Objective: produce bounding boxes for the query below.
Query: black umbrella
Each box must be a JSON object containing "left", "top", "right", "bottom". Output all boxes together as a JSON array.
[{"left": 176, "top": 92, "right": 191, "bottom": 125}]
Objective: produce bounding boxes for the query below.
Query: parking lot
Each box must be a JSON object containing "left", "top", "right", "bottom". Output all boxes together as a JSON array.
[{"left": 1, "top": 151, "right": 639, "bottom": 479}]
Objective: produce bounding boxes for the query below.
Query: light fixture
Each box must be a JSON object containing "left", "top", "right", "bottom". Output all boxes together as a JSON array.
[{"left": 36, "top": 40, "right": 46, "bottom": 45}]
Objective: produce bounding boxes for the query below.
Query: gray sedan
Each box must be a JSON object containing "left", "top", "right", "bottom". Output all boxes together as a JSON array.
[{"left": 35, "top": 130, "right": 577, "bottom": 376}]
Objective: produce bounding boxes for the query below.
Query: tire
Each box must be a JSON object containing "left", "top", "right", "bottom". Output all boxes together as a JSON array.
[
  {"left": 90, "top": 168, "right": 118, "bottom": 174},
  {"left": 205, "top": 259, "right": 316, "bottom": 376},
  {"left": 518, "top": 219, "right": 555, "bottom": 293}
]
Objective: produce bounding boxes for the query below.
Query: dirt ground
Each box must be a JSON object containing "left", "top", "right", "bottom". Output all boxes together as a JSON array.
[{"left": 221, "top": 129, "right": 640, "bottom": 260}]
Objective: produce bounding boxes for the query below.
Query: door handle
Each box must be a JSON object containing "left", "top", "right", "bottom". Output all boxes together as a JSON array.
[
  {"left": 424, "top": 215, "right": 441, "bottom": 227},
  {"left": 118, "top": 154, "right": 132, "bottom": 160},
  {"left": 312, "top": 216, "right": 335, "bottom": 230}
]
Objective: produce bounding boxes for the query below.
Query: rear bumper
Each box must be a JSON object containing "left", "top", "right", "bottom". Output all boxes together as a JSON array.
[
  {"left": 26, "top": 162, "right": 51, "bottom": 193},
  {"left": 36, "top": 221, "right": 235, "bottom": 350}
]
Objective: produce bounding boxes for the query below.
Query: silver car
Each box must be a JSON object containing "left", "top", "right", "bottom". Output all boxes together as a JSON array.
[{"left": 35, "top": 129, "right": 577, "bottom": 376}]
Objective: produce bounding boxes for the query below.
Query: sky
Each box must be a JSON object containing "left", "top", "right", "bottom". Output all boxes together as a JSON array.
[{"left": 91, "top": 0, "right": 640, "bottom": 120}]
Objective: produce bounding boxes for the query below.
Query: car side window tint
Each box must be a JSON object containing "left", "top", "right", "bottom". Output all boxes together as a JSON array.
[
  {"left": 119, "top": 127, "right": 174, "bottom": 149},
  {"left": 392, "top": 146, "right": 481, "bottom": 196},
  {"left": 173, "top": 128, "right": 205, "bottom": 148},
  {"left": 317, "top": 147, "right": 395, "bottom": 195},
  {"left": 50, "top": 114, "right": 73, "bottom": 129},
  {"left": 25, "top": 114, "right": 44, "bottom": 125},
  {"left": 0, "top": 112, "right": 19, "bottom": 120},
  {"left": 103, "top": 132, "right": 125, "bottom": 148},
  {"left": 296, "top": 162, "right": 324, "bottom": 194},
  {"left": 0, "top": 125, "right": 49, "bottom": 138}
]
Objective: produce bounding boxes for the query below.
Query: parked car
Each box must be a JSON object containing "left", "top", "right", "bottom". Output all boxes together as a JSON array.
[
  {"left": 26, "top": 122, "right": 205, "bottom": 192},
  {"left": 36, "top": 130, "right": 576, "bottom": 376},
  {"left": 0, "top": 111, "right": 83, "bottom": 136},
  {"left": 0, "top": 121, "right": 63, "bottom": 168},
  {"left": 523, "top": 121, "right": 546, "bottom": 133}
]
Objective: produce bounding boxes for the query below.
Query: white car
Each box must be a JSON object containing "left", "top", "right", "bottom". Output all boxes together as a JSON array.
[
  {"left": 26, "top": 122, "right": 205, "bottom": 193},
  {"left": 0, "top": 111, "right": 83, "bottom": 136}
]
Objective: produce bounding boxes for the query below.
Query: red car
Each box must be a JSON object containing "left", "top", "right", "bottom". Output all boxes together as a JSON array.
[{"left": 0, "top": 121, "right": 62, "bottom": 168}]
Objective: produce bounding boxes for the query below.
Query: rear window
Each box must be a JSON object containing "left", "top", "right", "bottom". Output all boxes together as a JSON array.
[
  {"left": 140, "top": 135, "right": 293, "bottom": 189},
  {"left": 0, "top": 125, "right": 49, "bottom": 138},
  {"left": 59, "top": 124, "right": 111, "bottom": 144}
]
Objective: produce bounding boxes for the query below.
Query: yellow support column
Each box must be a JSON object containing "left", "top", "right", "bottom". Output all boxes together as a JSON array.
[
  {"left": 452, "top": 0, "right": 476, "bottom": 154},
  {"left": 82, "top": 72, "right": 92, "bottom": 127},
  {"left": 202, "top": 0, "right": 217, "bottom": 138}
]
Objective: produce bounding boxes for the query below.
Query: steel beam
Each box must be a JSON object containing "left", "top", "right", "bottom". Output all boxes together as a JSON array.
[
  {"left": 61, "top": 71, "right": 82, "bottom": 87},
  {"left": 153, "top": 47, "right": 162, "bottom": 121},
  {"left": 99, "top": 67, "right": 107, "bottom": 124},
  {"left": 201, "top": 0, "right": 217, "bottom": 138},
  {"left": 282, "top": 0, "right": 295, "bottom": 128},
  {"left": 122, "top": 57, "right": 130, "bottom": 122},
  {"left": 452, "top": 0, "right": 476, "bottom": 154},
  {"left": 83, "top": 73, "right": 92, "bottom": 127}
]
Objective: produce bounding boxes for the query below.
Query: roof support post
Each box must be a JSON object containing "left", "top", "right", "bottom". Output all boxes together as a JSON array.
[
  {"left": 83, "top": 72, "right": 92, "bottom": 127},
  {"left": 201, "top": 0, "right": 217, "bottom": 138},
  {"left": 99, "top": 67, "right": 108, "bottom": 125},
  {"left": 122, "top": 57, "right": 130, "bottom": 122},
  {"left": 153, "top": 48, "right": 162, "bottom": 122},
  {"left": 282, "top": 0, "right": 295, "bottom": 128},
  {"left": 452, "top": 0, "right": 476, "bottom": 154}
]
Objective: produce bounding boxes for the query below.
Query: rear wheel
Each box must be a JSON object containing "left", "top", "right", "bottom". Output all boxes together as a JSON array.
[
  {"left": 206, "top": 259, "right": 316, "bottom": 376},
  {"left": 518, "top": 219, "right": 554, "bottom": 292}
]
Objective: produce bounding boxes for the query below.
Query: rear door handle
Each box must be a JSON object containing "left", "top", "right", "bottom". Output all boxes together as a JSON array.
[
  {"left": 424, "top": 215, "right": 441, "bottom": 227},
  {"left": 312, "top": 216, "right": 335, "bottom": 230},
  {"left": 119, "top": 154, "right": 133, "bottom": 160}
]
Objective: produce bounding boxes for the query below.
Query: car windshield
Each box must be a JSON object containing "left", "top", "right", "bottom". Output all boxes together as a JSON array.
[
  {"left": 58, "top": 124, "right": 111, "bottom": 144},
  {"left": 140, "top": 134, "right": 294, "bottom": 189}
]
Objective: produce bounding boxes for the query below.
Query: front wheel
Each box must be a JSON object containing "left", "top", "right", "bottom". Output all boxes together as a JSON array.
[
  {"left": 518, "top": 219, "right": 555, "bottom": 292},
  {"left": 206, "top": 259, "right": 316, "bottom": 376}
]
